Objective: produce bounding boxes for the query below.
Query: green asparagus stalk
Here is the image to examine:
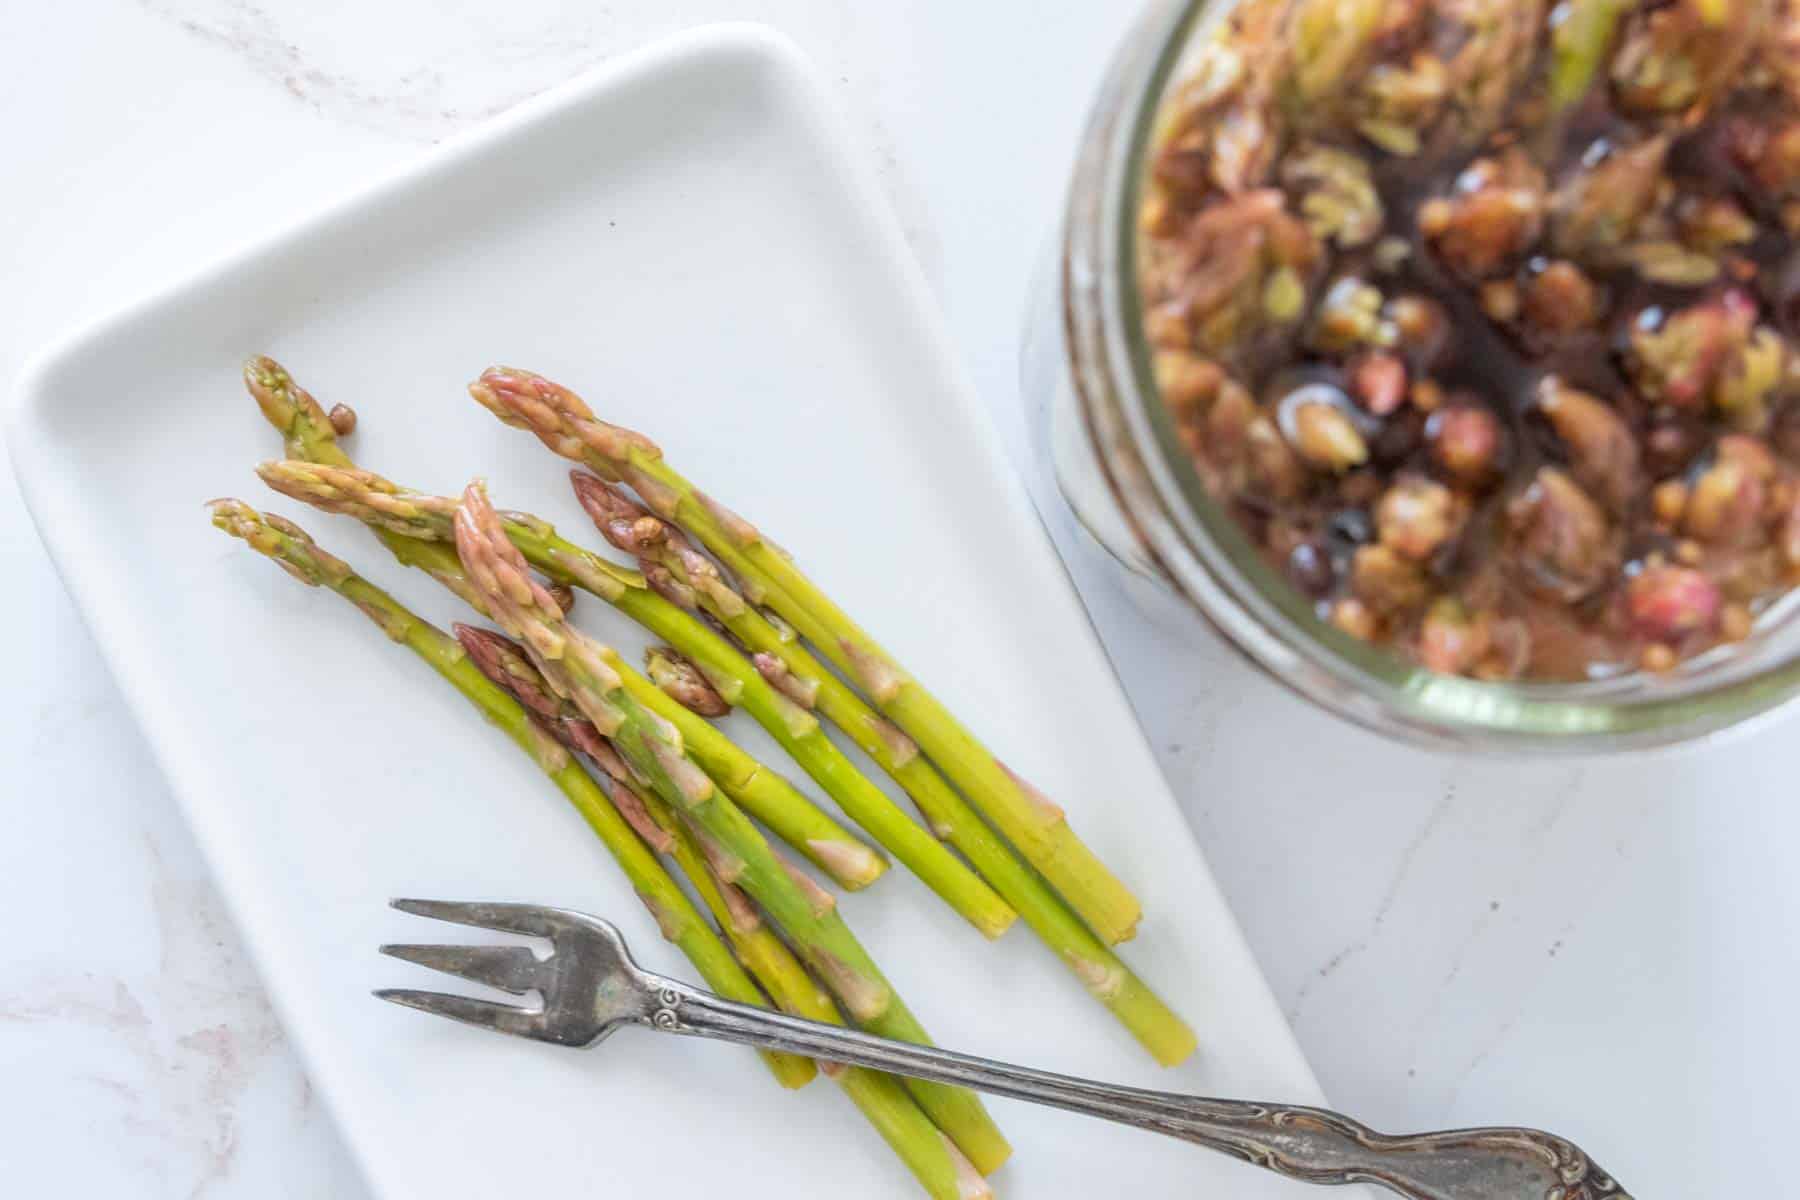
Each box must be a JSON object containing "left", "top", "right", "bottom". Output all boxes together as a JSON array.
[
  {"left": 256, "top": 457, "right": 1017, "bottom": 938},
  {"left": 452, "top": 478, "right": 1011, "bottom": 1175},
  {"left": 205, "top": 499, "right": 814, "bottom": 1090},
  {"left": 470, "top": 367, "right": 1142, "bottom": 946},
  {"left": 456, "top": 624, "right": 993, "bottom": 1200},
  {"left": 576, "top": 477, "right": 1198, "bottom": 1065},
  {"left": 242, "top": 362, "right": 885, "bottom": 894}
]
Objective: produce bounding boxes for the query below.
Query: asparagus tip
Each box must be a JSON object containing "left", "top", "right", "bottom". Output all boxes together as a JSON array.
[
  {"left": 208, "top": 499, "right": 350, "bottom": 589},
  {"left": 645, "top": 645, "right": 733, "bottom": 717}
]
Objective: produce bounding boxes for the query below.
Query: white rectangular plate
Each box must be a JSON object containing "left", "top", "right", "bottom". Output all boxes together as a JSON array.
[{"left": 9, "top": 26, "right": 1326, "bottom": 1198}]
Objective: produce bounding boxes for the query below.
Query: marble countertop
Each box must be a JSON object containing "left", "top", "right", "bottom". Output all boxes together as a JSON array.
[{"left": 3, "top": 1, "right": 1793, "bottom": 1194}]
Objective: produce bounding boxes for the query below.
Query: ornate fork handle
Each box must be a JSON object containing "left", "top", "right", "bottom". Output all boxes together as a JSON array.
[{"left": 645, "top": 979, "right": 1630, "bottom": 1200}]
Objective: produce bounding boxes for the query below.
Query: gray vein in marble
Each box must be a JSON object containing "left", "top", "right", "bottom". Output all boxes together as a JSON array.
[
  {"left": 138, "top": 0, "right": 612, "bottom": 142},
  {"left": 1286, "top": 788, "right": 1455, "bottom": 1021}
]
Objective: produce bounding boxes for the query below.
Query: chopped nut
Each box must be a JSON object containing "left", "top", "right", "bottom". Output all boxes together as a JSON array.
[
  {"left": 1143, "top": 302, "right": 1193, "bottom": 348},
  {"left": 1410, "top": 379, "right": 1445, "bottom": 413},
  {"left": 1417, "top": 598, "right": 1489, "bottom": 675},
  {"left": 1282, "top": 143, "right": 1384, "bottom": 248},
  {"left": 1310, "top": 276, "right": 1390, "bottom": 352},
  {"left": 1329, "top": 595, "right": 1379, "bottom": 640},
  {"left": 1349, "top": 354, "right": 1408, "bottom": 415},
  {"left": 1290, "top": 0, "right": 1383, "bottom": 104},
  {"left": 1679, "top": 195, "right": 1758, "bottom": 254},
  {"left": 1549, "top": 136, "right": 1669, "bottom": 259},
  {"left": 1245, "top": 416, "right": 1307, "bottom": 499},
  {"left": 1535, "top": 378, "right": 1642, "bottom": 513},
  {"left": 1160, "top": 191, "right": 1323, "bottom": 356},
  {"left": 1386, "top": 295, "right": 1447, "bottom": 347},
  {"left": 1373, "top": 235, "right": 1413, "bottom": 273},
  {"left": 1684, "top": 454, "right": 1768, "bottom": 545},
  {"left": 1626, "top": 565, "right": 1723, "bottom": 641},
  {"left": 1652, "top": 479, "right": 1690, "bottom": 526},
  {"left": 327, "top": 403, "right": 357, "bottom": 436},
  {"left": 1427, "top": 404, "right": 1505, "bottom": 487},
  {"left": 1506, "top": 468, "right": 1619, "bottom": 602},
  {"left": 1473, "top": 618, "right": 1533, "bottom": 681},
  {"left": 1286, "top": 392, "right": 1370, "bottom": 472},
  {"left": 1438, "top": 0, "right": 1548, "bottom": 144},
  {"left": 1640, "top": 643, "right": 1679, "bottom": 673},
  {"left": 1376, "top": 476, "right": 1462, "bottom": 561},
  {"left": 1520, "top": 260, "right": 1602, "bottom": 335},
  {"left": 1351, "top": 544, "right": 1431, "bottom": 616},
  {"left": 1629, "top": 242, "right": 1721, "bottom": 287},
  {"left": 1153, "top": 351, "right": 1225, "bottom": 414},
  {"left": 1353, "top": 53, "right": 1449, "bottom": 156},
  {"left": 1205, "top": 379, "right": 1257, "bottom": 450},
  {"left": 1715, "top": 328, "right": 1786, "bottom": 431},
  {"left": 1611, "top": 0, "right": 1765, "bottom": 116},
  {"left": 1423, "top": 150, "right": 1548, "bottom": 278},
  {"left": 1627, "top": 291, "right": 1758, "bottom": 409},
  {"left": 1480, "top": 280, "right": 1521, "bottom": 322}
]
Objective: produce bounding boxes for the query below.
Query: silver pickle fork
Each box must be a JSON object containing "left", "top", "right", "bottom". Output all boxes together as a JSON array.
[{"left": 376, "top": 898, "right": 1631, "bottom": 1200}]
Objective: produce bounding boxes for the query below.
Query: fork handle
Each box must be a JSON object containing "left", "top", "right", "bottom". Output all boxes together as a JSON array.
[{"left": 640, "top": 978, "right": 1629, "bottom": 1200}]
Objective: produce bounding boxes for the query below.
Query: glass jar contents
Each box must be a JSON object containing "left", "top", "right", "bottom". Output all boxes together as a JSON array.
[{"left": 1137, "top": 0, "right": 1800, "bottom": 682}]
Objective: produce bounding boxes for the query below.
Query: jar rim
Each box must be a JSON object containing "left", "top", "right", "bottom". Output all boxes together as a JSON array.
[{"left": 1065, "top": 0, "right": 1800, "bottom": 750}]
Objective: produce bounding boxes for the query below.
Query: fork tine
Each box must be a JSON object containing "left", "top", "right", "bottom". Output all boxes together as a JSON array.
[
  {"left": 373, "top": 988, "right": 546, "bottom": 1039},
  {"left": 390, "top": 898, "right": 567, "bottom": 938},
  {"left": 379, "top": 944, "right": 544, "bottom": 995}
]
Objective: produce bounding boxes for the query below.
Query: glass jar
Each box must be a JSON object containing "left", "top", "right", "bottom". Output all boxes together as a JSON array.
[{"left": 1021, "top": 0, "right": 1800, "bottom": 750}]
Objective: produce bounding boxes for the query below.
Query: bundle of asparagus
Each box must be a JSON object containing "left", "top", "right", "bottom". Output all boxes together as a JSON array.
[
  {"left": 209, "top": 500, "right": 989, "bottom": 1199},
  {"left": 224, "top": 353, "right": 1201, "bottom": 1194},
  {"left": 468, "top": 368, "right": 1143, "bottom": 947}
]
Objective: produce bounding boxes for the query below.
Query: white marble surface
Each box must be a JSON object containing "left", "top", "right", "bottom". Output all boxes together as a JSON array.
[{"left": 2, "top": 2, "right": 1794, "bottom": 1195}]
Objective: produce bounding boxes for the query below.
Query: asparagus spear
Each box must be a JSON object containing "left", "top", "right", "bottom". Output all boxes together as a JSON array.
[
  {"left": 242, "top": 362, "right": 885, "bottom": 894},
  {"left": 205, "top": 499, "right": 814, "bottom": 1090},
  {"left": 456, "top": 624, "right": 993, "bottom": 1200},
  {"left": 257, "top": 457, "right": 1017, "bottom": 938},
  {"left": 470, "top": 367, "right": 1142, "bottom": 945},
  {"left": 576, "top": 476, "right": 1198, "bottom": 1065},
  {"left": 452, "top": 479, "right": 1011, "bottom": 1174}
]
